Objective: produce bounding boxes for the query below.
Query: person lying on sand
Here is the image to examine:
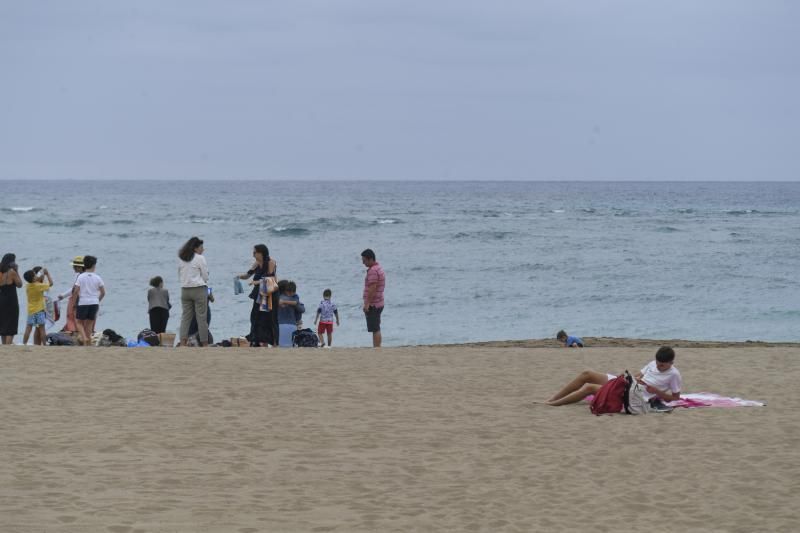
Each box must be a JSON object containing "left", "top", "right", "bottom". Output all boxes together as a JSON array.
[
  {"left": 556, "top": 329, "right": 583, "bottom": 347},
  {"left": 546, "top": 346, "right": 682, "bottom": 406}
]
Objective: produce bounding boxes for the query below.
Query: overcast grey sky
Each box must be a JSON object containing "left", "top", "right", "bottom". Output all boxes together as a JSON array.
[{"left": 1, "top": 1, "right": 797, "bottom": 180}]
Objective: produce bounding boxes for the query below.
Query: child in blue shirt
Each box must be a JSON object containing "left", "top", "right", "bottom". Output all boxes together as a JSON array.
[
  {"left": 556, "top": 330, "right": 584, "bottom": 348},
  {"left": 277, "top": 280, "right": 304, "bottom": 347}
]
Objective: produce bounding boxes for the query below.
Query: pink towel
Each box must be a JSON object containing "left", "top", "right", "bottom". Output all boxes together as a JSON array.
[
  {"left": 584, "top": 393, "right": 765, "bottom": 408},
  {"left": 667, "top": 393, "right": 765, "bottom": 408}
]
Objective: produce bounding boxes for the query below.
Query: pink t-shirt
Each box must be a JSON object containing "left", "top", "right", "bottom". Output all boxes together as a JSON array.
[{"left": 363, "top": 263, "right": 385, "bottom": 308}]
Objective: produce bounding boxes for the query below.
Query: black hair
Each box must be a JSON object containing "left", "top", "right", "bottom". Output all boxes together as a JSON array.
[
  {"left": 278, "top": 279, "right": 289, "bottom": 294},
  {"left": 655, "top": 346, "right": 676, "bottom": 363},
  {"left": 0, "top": 253, "right": 16, "bottom": 273},
  {"left": 150, "top": 276, "right": 163, "bottom": 288},
  {"left": 23, "top": 270, "right": 35, "bottom": 283},
  {"left": 323, "top": 288, "right": 332, "bottom": 297},
  {"left": 556, "top": 330, "right": 567, "bottom": 340},
  {"left": 253, "top": 244, "right": 270, "bottom": 264},
  {"left": 179, "top": 237, "right": 203, "bottom": 262},
  {"left": 361, "top": 248, "right": 376, "bottom": 261},
  {"left": 83, "top": 255, "right": 98, "bottom": 269},
  {"left": 286, "top": 281, "right": 297, "bottom": 293}
]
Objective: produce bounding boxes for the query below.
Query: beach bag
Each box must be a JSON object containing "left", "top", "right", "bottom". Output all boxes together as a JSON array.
[
  {"left": 137, "top": 328, "right": 160, "bottom": 346},
  {"left": 45, "top": 296, "right": 60, "bottom": 323},
  {"left": 292, "top": 328, "right": 319, "bottom": 348},
  {"left": 623, "top": 370, "right": 650, "bottom": 415},
  {"left": 99, "top": 328, "right": 126, "bottom": 347},
  {"left": 590, "top": 374, "right": 627, "bottom": 415},
  {"left": 47, "top": 332, "right": 75, "bottom": 346}
]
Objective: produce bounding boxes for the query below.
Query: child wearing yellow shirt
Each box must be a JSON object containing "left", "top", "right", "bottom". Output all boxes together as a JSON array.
[{"left": 23, "top": 267, "right": 53, "bottom": 345}]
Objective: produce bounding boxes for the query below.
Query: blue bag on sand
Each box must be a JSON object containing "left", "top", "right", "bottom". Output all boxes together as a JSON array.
[
  {"left": 234, "top": 277, "right": 244, "bottom": 295},
  {"left": 127, "top": 339, "right": 152, "bottom": 348}
]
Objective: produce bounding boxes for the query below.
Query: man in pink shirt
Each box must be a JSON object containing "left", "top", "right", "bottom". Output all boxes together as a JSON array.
[{"left": 361, "top": 248, "right": 385, "bottom": 347}]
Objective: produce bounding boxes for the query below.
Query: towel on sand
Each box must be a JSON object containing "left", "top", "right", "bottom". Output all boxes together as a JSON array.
[
  {"left": 667, "top": 393, "right": 765, "bottom": 408},
  {"left": 584, "top": 392, "right": 765, "bottom": 409}
]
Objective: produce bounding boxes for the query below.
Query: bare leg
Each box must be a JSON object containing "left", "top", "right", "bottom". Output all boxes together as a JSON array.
[
  {"left": 372, "top": 331, "right": 382, "bottom": 348},
  {"left": 35, "top": 325, "right": 45, "bottom": 345},
  {"left": 1, "top": 335, "right": 11, "bottom": 344},
  {"left": 77, "top": 320, "right": 90, "bottom": 345},
  {"left": 547, "top": 370, "right": 609, "bottom": 403},
  {"left": 23, "top": 325, "right": 32, "bottom": 345},
  {"left": 547, "top": 383, "right": 605, "bottom": 406},
  {"left": 327, "top": 331, "right": 333, "bottom": 347}
]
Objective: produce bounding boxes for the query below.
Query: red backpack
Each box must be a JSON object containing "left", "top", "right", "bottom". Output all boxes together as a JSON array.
[{"left": 590, "top": 374, "right": 628, "bottom": 415}]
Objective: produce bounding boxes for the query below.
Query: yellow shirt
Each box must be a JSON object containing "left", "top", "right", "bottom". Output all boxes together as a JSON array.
[{"left": 26, "top": 282, "right": 50, "bottom": 315}]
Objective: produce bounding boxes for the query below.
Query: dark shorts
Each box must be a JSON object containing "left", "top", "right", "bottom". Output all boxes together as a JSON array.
[
  {"left": 76, "top": 304, "right": 99, "bottom": 321},
  {"left": 365, "top": 306, "right": 383, "bottom": 332}
]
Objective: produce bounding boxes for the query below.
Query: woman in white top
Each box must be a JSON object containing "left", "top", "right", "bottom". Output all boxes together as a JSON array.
[{"left": 178, "top": 236, "right": 209, "bottom": 346}]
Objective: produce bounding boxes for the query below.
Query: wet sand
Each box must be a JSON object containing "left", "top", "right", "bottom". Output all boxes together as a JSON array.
[{"left": 1, "top": 342, "right": 798, "bottom": 532}]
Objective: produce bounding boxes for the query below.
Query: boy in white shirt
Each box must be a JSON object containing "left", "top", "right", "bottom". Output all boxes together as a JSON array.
[
  {"left": 74, "top": 255, "right": 105, "bottom": 346},
  {"left": 314, "top": 289, "right": 340, "bottom": 347},
  {"left": 546, "top": 346, "right": 682, "bottom": 406}
]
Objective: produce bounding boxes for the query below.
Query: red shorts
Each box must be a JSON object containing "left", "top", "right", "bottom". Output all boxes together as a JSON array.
[{"left": 317, "top": 322, "right": 333, "bottom": 335}]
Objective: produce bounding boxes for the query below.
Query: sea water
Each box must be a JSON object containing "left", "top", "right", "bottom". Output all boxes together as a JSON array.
[{"left": 1, "top": 180, "right": 798, "bottom": 346}]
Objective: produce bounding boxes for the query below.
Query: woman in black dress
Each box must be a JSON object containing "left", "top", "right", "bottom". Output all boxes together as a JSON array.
[
  {"left": 0, "top": 253, "right": 23, "bottom": 344},
  {"left": 239, "top": 244, "right": 278, "bottom": 346}
]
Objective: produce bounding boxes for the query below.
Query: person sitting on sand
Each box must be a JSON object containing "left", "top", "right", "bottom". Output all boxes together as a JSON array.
[
  {"left": 546, "top": 346, "right": 682, "bottom": 406},
  {"left": 556, "top": 330, "right": 584, "bottom": 348}
]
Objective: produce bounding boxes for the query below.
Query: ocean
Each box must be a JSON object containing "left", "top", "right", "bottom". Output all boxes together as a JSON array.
[{"left": 1, "top": 180, "right": 798, "bottom": 346}]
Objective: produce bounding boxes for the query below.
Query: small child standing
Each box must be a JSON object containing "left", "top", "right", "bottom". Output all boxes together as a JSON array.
[
  {"left": 556, "top": 330, "right": 584, "bottom": 348},
  {"left": 277, "top": 280, "right": 304, "bottom": 347},
  {"left": 314, "top": 289, "right": 340, "bottom": 347},
  {"left": 23, "top": 267, "right": 53, "bottom": 345},
  {"left": 74, "top": 255, "right": 105, "bottom": 346},
  {"left": 147, "top": 276, "right": 171, "bottom": 334}
]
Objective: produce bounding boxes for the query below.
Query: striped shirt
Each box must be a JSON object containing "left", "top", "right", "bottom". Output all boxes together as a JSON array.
[{"left": 363, "top": 263, "right": 385, "bottom": 308}]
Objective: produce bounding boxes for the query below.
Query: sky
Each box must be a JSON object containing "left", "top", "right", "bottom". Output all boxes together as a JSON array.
[{"left": 1, "top": 1, "right": 798, "bottom": 181}]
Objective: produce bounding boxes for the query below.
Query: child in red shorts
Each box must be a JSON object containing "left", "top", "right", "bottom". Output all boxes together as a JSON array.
[{"left": 314, "top": 289, "right": 340, "bottom": 347}]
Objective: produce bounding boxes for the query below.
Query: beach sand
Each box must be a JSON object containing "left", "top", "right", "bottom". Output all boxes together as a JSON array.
[{"left": 1, "top": 342, "right": 798, "bottom": 532}]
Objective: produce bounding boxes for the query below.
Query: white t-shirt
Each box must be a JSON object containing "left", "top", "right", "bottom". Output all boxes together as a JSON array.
[
  {"left": 639, "top": 361, "right": 682, "bottom": 401},
  {"left": 74, "top": 272, "right": 105, "bottom": 305},
  {"left": 179, "top": 254, "right": 209, "bottom": 288}
]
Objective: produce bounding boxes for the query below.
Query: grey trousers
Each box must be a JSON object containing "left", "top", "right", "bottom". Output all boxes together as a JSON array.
[{"left": 180, "top": 286, "right": 208, "bottom": 344}]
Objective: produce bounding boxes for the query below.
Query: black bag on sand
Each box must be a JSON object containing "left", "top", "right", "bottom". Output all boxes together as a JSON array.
[
  {"left": 292, "top": 328, "right": 319, "bottom": 348},
  {"left": 137, "top": 329, "right": 160, "bottom": 346},
  {"left": 47, "top": 332, "right": 76, "bottom": 346}
]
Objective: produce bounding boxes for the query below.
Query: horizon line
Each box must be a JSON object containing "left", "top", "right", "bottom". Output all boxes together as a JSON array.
[{"left": 1, "top": 178, "right": 798, "bottom": 183}]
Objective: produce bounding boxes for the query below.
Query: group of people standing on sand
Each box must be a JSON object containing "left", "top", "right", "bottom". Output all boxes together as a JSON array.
[
  {"left": 0, "top": 253, "right": 103, "bottom": 346},
  {"left": 0, "top": 239, "right": 387, "bottom": 349},
  {"left": 170, "top": 238, "right": 385, "bottom": 348}
]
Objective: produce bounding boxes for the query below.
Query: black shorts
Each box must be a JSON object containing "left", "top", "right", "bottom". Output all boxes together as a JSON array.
[
  {"left": 365, "top": 306, "right": 383, "bottom": 332},
  {"left": 76, "top": 304, "right": 99, "bottom": 321}
]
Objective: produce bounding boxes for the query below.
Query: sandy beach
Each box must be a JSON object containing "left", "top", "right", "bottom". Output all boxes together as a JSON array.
[{"left": 1, "top": 342, "right": 798, "bottom": 532}]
